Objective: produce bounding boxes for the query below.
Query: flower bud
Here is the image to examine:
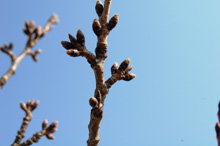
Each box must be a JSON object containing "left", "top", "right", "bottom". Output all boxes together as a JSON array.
[
  {"left": 95, "top": 0, "right": 103, "bottom": 17},
  {"left": 46, "top": 134, "right": 55, "bottom": 140},
  {"left": 32, "top": 100, "right": 40, "bottom": 111},
  {"left": 61, "top": 41, "right": 74, "bottom": 50},
  {"left": 119, "top": 58, "right": 130, "bottom": 71},
  {"left": 89, "top": 97, "right": 98, "bottom": 108},
  {"left": 42, "top": 119, "right": 48, "bottom": 130},
  {"left": 68, "top": 33, "right": 77, "bottom": 47},
  {"left": 35, "top": 26, "right": 42, "bottom": 39},
  {"left": 8, "top": 42, "right": 13, "bottom": 50},
  {"left": 76, "top": 29, "right": 85, "bottom": 46},
  {"left": 66, "top": 49, "right": 80, "bottom": 57},
  {"left": 123, "top": 73, "right": 136, "bottom": 81},
  {"left": 20, "top": 102, "right": 27, "bottom": 111},
  {"left": 48, "top": 14, "right": 59, "bottom": 24},
  {"left": 47, "top": 121, "right": 58, "bottom": 133},
  {"left": 93, "top": 19, "right": 102, "bottom": 37},
  {"left": 107, "top": 14, "right": 119, "bottom": 31},
  {"left": 111, "top": 62, "right": 118, "bottom": 75}
]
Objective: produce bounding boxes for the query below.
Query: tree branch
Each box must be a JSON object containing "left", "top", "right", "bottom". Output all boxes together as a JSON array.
[
  {"left": 11, "top": 100, "right": 39, "bottom": 146},
  {"left": 216, "top": 102, "right": 220, "bottom": 146},
  {"left": 61, "top": 1, "right": 135, "bottom": 145},
  {"left": 11, "top": 100, "right": 58, "bottom": 146},
  {"left": 0, "top": 14, "right": 59, "bottom": 89}
]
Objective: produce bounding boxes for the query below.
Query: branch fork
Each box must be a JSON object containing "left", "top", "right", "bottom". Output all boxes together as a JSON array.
[
  {"left": 0, "top": 14, "right": 58, "bottom": 89},
  {"left": 11, "top": 100, "right": 58, "bottom": 146},
  {"left": 61, "top": 0, "right": 135, "bottom": 145}
]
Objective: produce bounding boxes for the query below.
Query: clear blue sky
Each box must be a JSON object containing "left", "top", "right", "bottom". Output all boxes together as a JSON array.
[{"left": 1, "top": 0, "right": 220, "bottom": 146}]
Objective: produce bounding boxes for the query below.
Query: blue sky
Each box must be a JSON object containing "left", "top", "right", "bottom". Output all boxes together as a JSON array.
[{"left": 1, "top": 0, "right": 220, "bottom": 146}]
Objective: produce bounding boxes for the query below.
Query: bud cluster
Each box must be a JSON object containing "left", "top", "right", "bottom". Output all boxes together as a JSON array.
[
  {"left": 61, "top": 30, "right": 86, "bottom": 57},
  {"left": 42, "top": 120, "right": 58, "bottom": 140},
  {"left": 93, "top": 0, "right": 119, "bottom": 36},
  {"left": 111, "top": 58, "right": 136, "bottom": 81},
  {"left": 20, "top": 100, "right": 39, "bottom": 113}
]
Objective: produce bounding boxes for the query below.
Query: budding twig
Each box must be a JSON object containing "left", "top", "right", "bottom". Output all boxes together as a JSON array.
[
  {"left": 11, "top": 100, "right": 58, "bottom": 146},
  {"left": 0, "top": 14, "right": 58, "bottom": 89},
  {"left": 61, "top": 0, "right": 135, "bottom": 146}
]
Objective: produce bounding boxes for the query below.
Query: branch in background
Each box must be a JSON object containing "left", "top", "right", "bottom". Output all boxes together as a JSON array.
[
  {"left": 216, "top": 102, "right": 220, "bottom": 146},
  {"left": 61, "top": 0, "right": 135, "bottom": 146},
  {"left": 11, "top": 100, "right": 58, "bottom": 146},
  {"left": 0, "top": 14, "right": 59, "bottom": 89}
]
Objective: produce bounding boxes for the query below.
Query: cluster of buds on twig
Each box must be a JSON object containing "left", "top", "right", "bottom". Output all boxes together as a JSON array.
[
  {"left": 20, "top": 100, "right": 39, "bottom": 116},
  {"left": 41, "top": 119, "right": 58, "bottom": 140},
  {"left": 12, "top": 100, "right": 58, "bottom": 146},
  {"left": 94, "top": 0, "right": 119, "bottom": 31},
  {"left": 0, "top": 42, "right": 16, "bottom": 62},
  {"left": 61, "top": 30, "right": 86, "bottom": 57},
  {"left": 23, "top": 14, "right": 59, "bottom": 41},
  {"left": 111, "top": 58, "right": 136, "bottom": 81},
  {"left": 93, "top": 0, "right": 119, "bottom": 36},
  {"left": 89, "top": 90, "right": 103, "bottom": 117}
]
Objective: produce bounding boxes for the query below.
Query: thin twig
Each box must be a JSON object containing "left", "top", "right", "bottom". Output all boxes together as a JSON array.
[
  {"left": 11, "top": 100, "right": 58, "bottom": 146},
  {"left": 61, "top": 1, "right": 135, "bottom": 145},
  {"left": 0, "top": 14, "right": 59, "bottom": 89}
]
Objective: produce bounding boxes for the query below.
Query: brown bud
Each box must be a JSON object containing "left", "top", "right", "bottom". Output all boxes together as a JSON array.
[
  {"left": 126, "top": 66, "right": 134, "bottom": 72},
  {"left": 111, "top": 62, "right": 118, "bottom": 75},
  {"left": 47, "top": 121, "right": 58, "bottom": 133},
  {"left": 23, "top": 28, "right": 29, "bottom": 35},
  {"left": 20, "top": 102, "right": 27, "bottom": 111},
  {"left": 61, "top": 41, "right": 74, "bottom": 50},
  {"left": 48, "top": 14, "right": 59, "bottom": 24},
  {"left": 8, "top": 42, "right": 13, "bottom": 50},
  {"left": 66, "top": 49, "right": 80, "bottom": 57},
  {"left": 119, "top": 58, "right": 130, "bottom": 71},
  {"left": 89, "top": 97, "right": 98, "bottom": 108},
  {"left": 68, "top": 33, "right": 77, "bottom": 47},
  {"left": 123, "top": 73, "right": 136, "bottom": 81},
  {"left": 42, "top": 119, "right": 48, "bottom": 130},
  {"left": 25, "top": 20, "right": 29, "bottom": 28},
  {"left": 107, "top": 14, "right": 119, "bottom": 31},
  {"left": 31, "top": 100, "right": 39, "bottom": 111},
  {"left": 46, "top": 134, "right": 55, "bottom": 140},
  {"left": 95, "top": 0, "right": 103, "bottom": 17},
  {"left": 35, "top": 26, "right": 42, "bottom": 39},
  {"left": 76, "top": 29, "right": 85, "bottom": 46},
  {"left": 93, "top": 19, "right": 102, "bottom": 37}
]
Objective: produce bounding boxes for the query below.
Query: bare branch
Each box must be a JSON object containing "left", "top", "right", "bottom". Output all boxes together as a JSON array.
[
  {"left": 11, "top": 100, "right": 39, "bottom": 146},
  {"left": 20, "top": 120, "right": 58, "bottom": 146},
  {"left": 0, "top": 43, "right": 16, "bottom": 63},
  {"left": 61, "top": 1, "right": 134, "bottom": 145},
  {"left": 0, "top": 14, "right": 59, "bottom": 89},
  {"left": 11, "top": 101, "right": 58, "bottom": 146}
]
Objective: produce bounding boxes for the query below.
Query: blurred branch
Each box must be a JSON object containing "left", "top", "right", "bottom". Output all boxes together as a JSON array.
[
  {"left": 216, "top": 102, "right": 220, "bottom": 146},
  {"left": 0, "top": 14, "right": 59, "bottom": 89},
  {"left": 61, "top": 0, "right": 135, "bottom": 145},
  {"left": 11, "top": 100, "right": 58, "bottom": 146}
]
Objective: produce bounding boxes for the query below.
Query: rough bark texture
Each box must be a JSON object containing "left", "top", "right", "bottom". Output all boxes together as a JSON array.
[
  {"left": 61, "top": 0, "right": 135, "bottom": 145},
  {"left": 11, "top": 100, "right": 58, "bottom": 146},
  {"left": 0, "top": 14, "right": 58, "bottom": 89}
]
